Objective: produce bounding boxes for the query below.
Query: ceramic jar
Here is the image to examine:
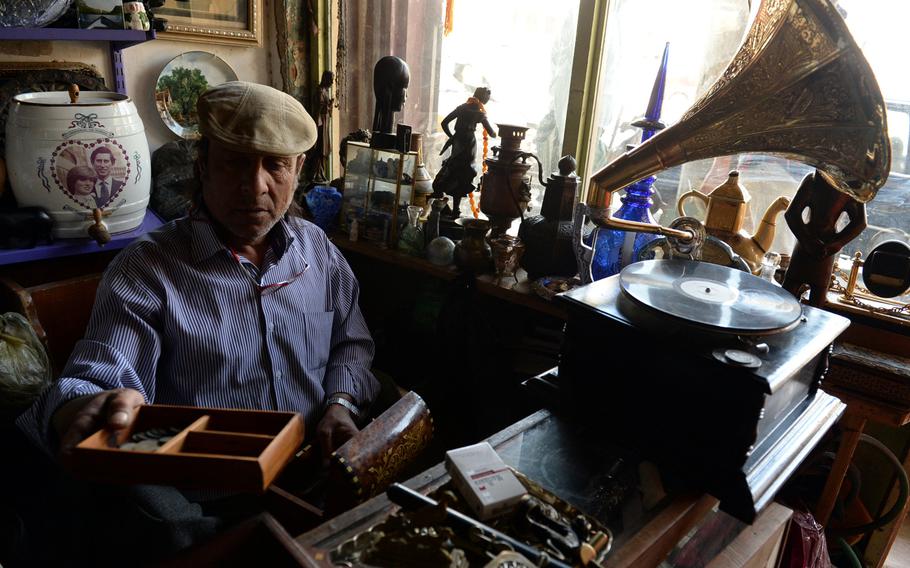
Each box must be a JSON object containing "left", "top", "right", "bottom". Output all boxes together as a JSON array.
[
  {"left": 123, "top": 1, "right": 151, "bottom": 31},
  {"left": 6, "top": 90, "right": 151, "bottom": 239}
]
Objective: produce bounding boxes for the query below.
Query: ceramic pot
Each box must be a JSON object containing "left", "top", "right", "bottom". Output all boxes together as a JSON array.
[
  {"left": 305, "top": 184, "right": 342, "bottom": 231},
  {"left": 6, "top": 90, "right": 151, "bottom": 239},
  {"left": 454, "top": 218, "right": 492, "bottom": 273},
  {"left": 123, "top": 1, "right": 151, "bottom": 31}
]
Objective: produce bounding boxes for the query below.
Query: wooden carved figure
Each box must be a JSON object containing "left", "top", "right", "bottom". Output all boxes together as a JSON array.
[{"left": 782, "top": 170, "right": 867, "bottom": 306}]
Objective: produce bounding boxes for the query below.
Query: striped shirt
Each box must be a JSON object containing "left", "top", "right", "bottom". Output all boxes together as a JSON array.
[{"left": 17, "top": 213, "right": 379, "bottom": 451}]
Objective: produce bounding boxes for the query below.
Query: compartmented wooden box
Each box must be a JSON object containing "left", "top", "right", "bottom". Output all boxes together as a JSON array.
[{"left": 71, "top": 405, "right": 305, "bottom": 492}]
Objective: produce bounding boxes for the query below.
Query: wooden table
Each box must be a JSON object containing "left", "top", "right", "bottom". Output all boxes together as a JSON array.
[
  {"left": 296, "top": 410, "right": 790, "bottom": 567},
  {"left": 815, "top": 339, "right": 910, "bottom": 567}
]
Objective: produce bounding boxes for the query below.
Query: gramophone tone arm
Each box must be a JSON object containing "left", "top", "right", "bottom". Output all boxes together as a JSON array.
[{"left": 587, "top": 205, "right": 697, "bottom": 242}]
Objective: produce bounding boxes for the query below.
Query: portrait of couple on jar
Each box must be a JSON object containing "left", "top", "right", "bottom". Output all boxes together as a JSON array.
[{"left": 61, "top": 144, "right": 127, "bottom": 210}]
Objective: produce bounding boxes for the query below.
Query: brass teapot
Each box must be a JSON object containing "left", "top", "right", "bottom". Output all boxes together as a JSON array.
[{"left": 677, "top": 171, "right": 790, "bottom": 274}]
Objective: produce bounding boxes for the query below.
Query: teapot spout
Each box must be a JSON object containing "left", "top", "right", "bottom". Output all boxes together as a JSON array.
[{"left": 752, "top": 195, "right": 791, "bottom": 254}]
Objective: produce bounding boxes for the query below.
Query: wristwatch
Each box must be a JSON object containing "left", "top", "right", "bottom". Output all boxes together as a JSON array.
[{"left": 324, "top": 396, "right": 361, "bottom": 419}]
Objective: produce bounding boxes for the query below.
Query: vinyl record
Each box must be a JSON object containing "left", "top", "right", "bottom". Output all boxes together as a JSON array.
[{"left": 619, "top": 259, "right": 802, "bottom": 335}]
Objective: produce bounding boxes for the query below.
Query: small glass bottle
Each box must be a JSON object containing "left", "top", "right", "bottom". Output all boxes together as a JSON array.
[
  {"left": 397, "top": 205, "right": 425, "bottom": 256},
  {"left": 760, "top": 251, "right": 782, "bottom": 285}
]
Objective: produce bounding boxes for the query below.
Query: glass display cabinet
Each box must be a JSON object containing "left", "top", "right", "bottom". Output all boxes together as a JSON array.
[{"left": 342, "top": 141, "right": 417, "bottom": 246}]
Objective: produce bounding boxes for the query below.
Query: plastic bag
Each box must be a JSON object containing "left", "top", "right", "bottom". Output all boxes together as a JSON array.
[
  {"left": 782, "top": 508, "right": 832, "bottom": 568},
  {"left": 0, "top": 312, "right": 51, "bottom": 418}
]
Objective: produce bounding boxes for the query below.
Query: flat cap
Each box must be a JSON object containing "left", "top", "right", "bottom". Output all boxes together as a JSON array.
[{"left": 197, "top": 81, "right": 317, "bottom": 157}]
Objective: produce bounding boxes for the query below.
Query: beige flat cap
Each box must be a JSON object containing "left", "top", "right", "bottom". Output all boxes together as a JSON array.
[{"left": 197, "top": 81, "right": 317, "bottom": 157}]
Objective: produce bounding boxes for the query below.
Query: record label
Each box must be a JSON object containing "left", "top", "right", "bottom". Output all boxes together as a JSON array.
[
  {"left": 677, "top": 278, "right": 738, "bottom": 304},
  {"left": 619, "top": 259, "right": 803, "bottom": 334}
]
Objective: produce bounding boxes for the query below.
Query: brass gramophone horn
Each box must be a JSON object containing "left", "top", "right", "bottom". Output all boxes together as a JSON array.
[{"left": 587, "top": 0, "right": 890, "bottom": 221}]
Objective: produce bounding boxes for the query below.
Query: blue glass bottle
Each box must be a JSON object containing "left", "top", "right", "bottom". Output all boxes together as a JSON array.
[
  {"left": 305, "top": 184, "right": 343, "bottom": 231},
  {"left": 589, "top": 174, "right": 660, "bottom": 279},
  {"left": 589, "top": 42, "right": 669, "bottom": 281}
]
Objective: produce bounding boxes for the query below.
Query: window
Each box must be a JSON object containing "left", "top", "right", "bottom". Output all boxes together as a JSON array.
[
  {"left": 338, "top": 0, "right": 579, "bottom": 217},
  {"left": 338, "top": 0, "right": 907, "bottom": 262}
]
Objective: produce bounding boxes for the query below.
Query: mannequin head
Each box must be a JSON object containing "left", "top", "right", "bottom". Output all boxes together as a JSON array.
[{"left": 372, "top": 56, "right": 410, "bottom": 134}]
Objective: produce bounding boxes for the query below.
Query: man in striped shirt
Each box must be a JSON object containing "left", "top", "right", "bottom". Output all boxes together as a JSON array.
[{"left": 13, "top": 82, "right": 379, "bottom": 562}]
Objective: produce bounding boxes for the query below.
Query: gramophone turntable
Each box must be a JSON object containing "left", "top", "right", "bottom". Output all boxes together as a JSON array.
[{"left": 555, "top": 259, "right": 847, "bottom": 522}]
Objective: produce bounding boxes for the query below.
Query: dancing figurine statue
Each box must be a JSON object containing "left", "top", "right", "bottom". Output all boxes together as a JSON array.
[{"left": 432, "top": 87, "right": 497, "bottom": 216}]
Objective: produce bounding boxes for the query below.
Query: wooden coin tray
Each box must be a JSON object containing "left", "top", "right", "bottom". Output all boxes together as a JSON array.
[{"left": 71, "top": 404, "right": 305, "bottom": 492}]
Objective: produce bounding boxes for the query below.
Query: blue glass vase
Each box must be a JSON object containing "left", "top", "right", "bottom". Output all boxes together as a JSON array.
[
  {"left": 589, "top": 177, "right": 659, "bottom": 280},
  {"left": 306, "top": 185, "right": 342, "bottom": 231}
]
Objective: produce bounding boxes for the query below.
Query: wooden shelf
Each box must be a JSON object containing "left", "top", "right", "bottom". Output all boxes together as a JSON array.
[
  {"left": 0, "top": 209, "right": 165, "bottom": 266},
  {"left": 330, "top": 233, "right": 567, "bottom": 320},
  {"left": 0, "top": 28, "right": 153, "bottom": 43}
]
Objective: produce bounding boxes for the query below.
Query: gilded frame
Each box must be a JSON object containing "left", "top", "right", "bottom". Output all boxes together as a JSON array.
[{"left": 156, "top": 0, "right": 263, "bottom": 47}]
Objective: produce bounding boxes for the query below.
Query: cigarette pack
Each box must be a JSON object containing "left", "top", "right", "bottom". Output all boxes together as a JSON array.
[{"left": 444, "top": 442, "right": 527, "bottom": 520}]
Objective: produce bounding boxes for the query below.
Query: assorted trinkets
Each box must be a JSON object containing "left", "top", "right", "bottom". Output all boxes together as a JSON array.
[{"left": 331, "top": 472, "right": 612, "bottom": 568}]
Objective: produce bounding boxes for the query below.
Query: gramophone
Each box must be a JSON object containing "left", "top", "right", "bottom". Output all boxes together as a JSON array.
[{"left": 554, "top": 0, "right": 890, "bottom": 522}]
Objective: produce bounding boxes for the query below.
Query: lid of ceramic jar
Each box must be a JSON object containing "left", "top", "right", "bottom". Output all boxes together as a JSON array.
[{"left": 13, "top": 91, "right": 130, "bottom": 106}]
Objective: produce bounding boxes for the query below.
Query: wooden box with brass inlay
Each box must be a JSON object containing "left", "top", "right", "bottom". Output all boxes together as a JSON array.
[{"left": 70, "top": 405, "right": 305, "bottom": 492}]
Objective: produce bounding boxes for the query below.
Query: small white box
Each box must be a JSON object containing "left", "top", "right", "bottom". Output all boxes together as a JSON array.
[{"left": 445, "top": 442, "right": 528, "bottom": 520}]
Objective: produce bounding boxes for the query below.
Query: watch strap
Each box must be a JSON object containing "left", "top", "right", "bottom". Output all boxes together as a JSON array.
[{"left": 324, "top": 396, "right": 361, "bottom": 419}]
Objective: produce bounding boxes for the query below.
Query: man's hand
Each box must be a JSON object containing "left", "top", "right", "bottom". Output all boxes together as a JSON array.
[
  {"left": 316, "top": 397, "right": 360, "bottom": 456},
  {"left": 52, "top": 388, "right": 145, "bottom": 455}
]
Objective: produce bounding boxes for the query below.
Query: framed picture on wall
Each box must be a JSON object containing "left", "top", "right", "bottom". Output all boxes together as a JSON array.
[
  {"left": 156, "top": 0, "right": 263, "bottom": 47},
  {"left": 76, "top": 0, "right": 125, "bottom": 30}
]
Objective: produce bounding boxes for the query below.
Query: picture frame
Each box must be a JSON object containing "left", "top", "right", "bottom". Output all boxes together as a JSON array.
[
  {"left": 76, "top": 0, "right": 125, "bottom": 30},
  {"left": 155, "top": 0, "right": 262, "bottom": 47}
]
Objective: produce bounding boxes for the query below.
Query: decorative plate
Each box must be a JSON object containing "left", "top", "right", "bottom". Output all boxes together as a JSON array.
[
  {"left": 154, "top": 51, "right": 237, "bottom": 140},
  {"left": 0, "top": 0, "right": 73, "bottom": 28}
]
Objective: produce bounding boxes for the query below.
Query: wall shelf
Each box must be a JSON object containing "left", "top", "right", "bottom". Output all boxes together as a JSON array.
[
  {"left": 0, "top": 209, "right": 165, "bottom": 266},
  {"left": 0, "top": 27, "right": 156, "bottom": 94}
]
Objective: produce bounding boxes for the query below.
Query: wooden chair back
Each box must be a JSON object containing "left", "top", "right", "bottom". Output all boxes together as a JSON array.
[{"left": 0, "top": 274, "right": 102, "bottom": 376}]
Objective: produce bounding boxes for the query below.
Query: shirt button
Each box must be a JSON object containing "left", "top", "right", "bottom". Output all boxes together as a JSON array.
[
  {"left": 267, "top": 322, "right": 275, "bottom": 333},
  {"left": 275, "top": 370, "right": 283, "bottom": 379}
]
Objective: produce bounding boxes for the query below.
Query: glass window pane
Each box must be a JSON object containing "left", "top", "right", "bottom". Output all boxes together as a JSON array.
[
  {"left": 586, "top": 0, "right": 910, "bottom": 270},
  {"left": 588, "top": 0, "right": 748, "bottom": 172},
  {"left": 339, "top": 0, "right": 580, "bottom": 220},
  {"left": 837, "top": 0, "right": 910, "bottom": 262}
]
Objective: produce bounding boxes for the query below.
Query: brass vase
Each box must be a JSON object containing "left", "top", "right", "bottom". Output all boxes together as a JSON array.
[{"left": 454, "top": 218, "right": 493, "bottom": 273}]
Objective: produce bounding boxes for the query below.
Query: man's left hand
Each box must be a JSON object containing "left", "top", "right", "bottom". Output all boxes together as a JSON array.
[{"left": 316, "top": 399, "right": 359, "bottom": 456}]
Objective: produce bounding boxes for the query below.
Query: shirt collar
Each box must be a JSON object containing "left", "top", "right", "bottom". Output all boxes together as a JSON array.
[{"left": 188, "top": 208, "right": 301, "bottom": 265}]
